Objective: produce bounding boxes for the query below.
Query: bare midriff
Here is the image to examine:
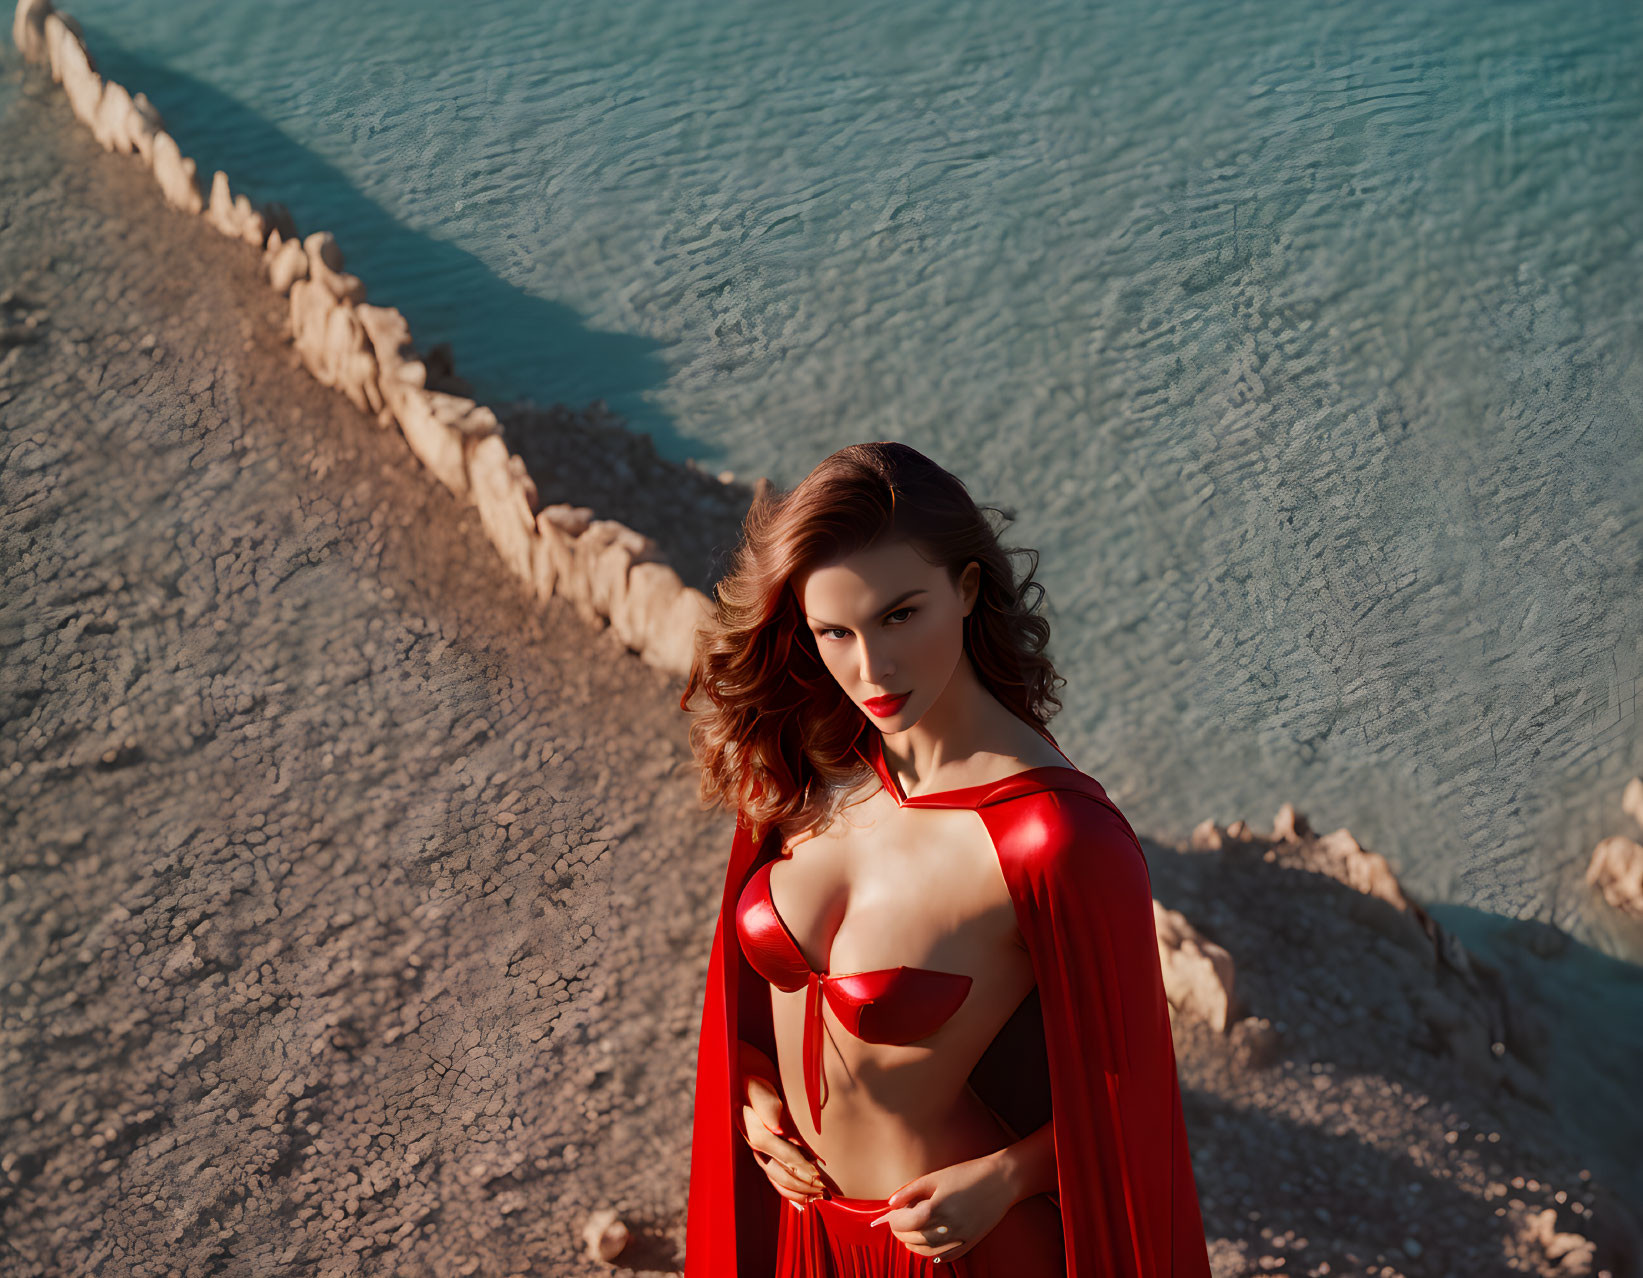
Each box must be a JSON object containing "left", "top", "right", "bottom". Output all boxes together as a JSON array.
[
  {"left": 764, "top": 777, "right": 1046, "bottom": 1200},
  {"left": 768, "top": 974, "right": 1033, "bottom": 1199}
]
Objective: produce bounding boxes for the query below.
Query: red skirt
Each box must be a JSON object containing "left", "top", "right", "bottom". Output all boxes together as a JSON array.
[{"left": 774, "top": 1189, "right": 1067, "bottom": 1278}]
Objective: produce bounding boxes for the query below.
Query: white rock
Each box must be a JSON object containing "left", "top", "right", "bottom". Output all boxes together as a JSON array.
[
  {"left": 1624, "top": 776, "right": 1643, "bottom": 831},
  {"left": 530, "top": 516, "right": 576, "bottom": 603},
  {"left": 46, "top": 14, "right": 102, "bottom": 129},
  {"left": 390, "top": 389, "right": 498, "bottom": 500},
  {"left": 1189, "top": 819, "right": 1224, "bottom": 851},
  {"left": 42, "top": 9, "right": 79, "bottom": 82},
  {"left": 1586, "top": 835, "right": 1643, "bottom": 919},
  {"left": 1271, "top": 802, "right": 1312, "bottom": 842},
  {"left": 527, "top": 505, "right": 598, "bottom": 608},
  {"left": 1313, "top": 827, "right": 1409, "bottom": 911},
  {"left": 564, "top": 519, "right": 656, "bottom": 628},
  {"left": 610, "top": 565, "right": 711, "bottom": 677},
  {"left": 389, "top": 387, "right": 466, "bottom": 489},
  {"left": 90, "top": 78, "right": 134, "bottom": 152},
  {"left": 466, "top": 434, "right": 539, "bottom": 584},
  {"left": 287, "top": 281, "right": 383, "bottom": 417},
  {"left": 355, "top": 303, "right": 426, "bottom": 389},
  {"left": 318, "top": 298, "right": 354, "bottom": 388},
  {"left": 651, "top": 585, "right": 713, "bottom": 678},
  {"left": 355, "top": 348, "right": 384, "bottom": 414},
  {"left": 62, "top": 57, "right": 104, "bottom": 130},
  {"left": 1152, "top": 900, "right": 1236, "bottom": 1033},
  {"left": 12, "top": 0, "right": 53, "bottom": 64},
  {"left": 127, "top": 92, "right": 163, "bottom": 164},
  {"left": 206, "top": 170, "right": 239, "bottom": 237},
  {"left": 288, "top": 278, "right": 333, "bottom": 377},
  {"left": 539, "top": 503, "right": 594, "bottom": 537},
  {"left": 235, "top": 193, "right": 267, "bottom": 246},
  {"left": 303, "top": 231, "right": 364, "bottom": 304},
  {"left": 204, "top": 174, "right": 269, "bottom": 246},
  {"left": 267, "top": 237, "right": 309, "bottom": 295},
  {"left": 321, "top": 302, "right": 378, "bottom": 415},
  {"left": 581, "top": 1207, "right": 629, "bottom": 1263},
  {"left": 148, "top": 130, "right": 203, "bottom": 215},
  {"left": 611, "top": 559, "right": 684, "bottom": 656},
  {"left": 305, "top": 229, "right": 344, "bottom": 272}
]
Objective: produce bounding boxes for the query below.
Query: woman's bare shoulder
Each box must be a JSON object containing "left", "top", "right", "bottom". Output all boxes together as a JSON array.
[
  {"left": 777, "top": 770, "right": 883, "bottom": 854},
  {"left": 977, "top": 716, "right": 1076, "bottom": 781}
]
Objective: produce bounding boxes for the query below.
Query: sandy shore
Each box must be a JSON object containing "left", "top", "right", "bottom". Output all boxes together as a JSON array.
[{"left": 3, "top": 56, "right": 1639, "bottom": 1278}]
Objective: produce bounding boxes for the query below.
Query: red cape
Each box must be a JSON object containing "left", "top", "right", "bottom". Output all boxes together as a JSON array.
[{"left": 685, "top": 726, "right": 1212, "bottom": 1277}]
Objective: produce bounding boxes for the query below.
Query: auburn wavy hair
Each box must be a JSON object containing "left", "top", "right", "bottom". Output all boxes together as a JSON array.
[{"left": 679, "top": 441, "right": 1065, "bottom": 845}]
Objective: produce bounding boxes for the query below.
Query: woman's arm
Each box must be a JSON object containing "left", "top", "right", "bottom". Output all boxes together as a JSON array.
[{"left": 987, "top": 1117, "right": 1056, "bottom": 1203}]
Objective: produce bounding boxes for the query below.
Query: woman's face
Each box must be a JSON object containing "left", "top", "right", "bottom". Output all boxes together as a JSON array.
[{"left": 795, "top": 538, "right": 980, "bottom": 731}]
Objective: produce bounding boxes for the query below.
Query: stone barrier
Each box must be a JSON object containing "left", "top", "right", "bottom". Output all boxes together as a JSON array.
[
  {"left": 10, "top": 0, "right": 714, "bottom": 679},
  {"left": 1585, "top": 777, "right": 1643, "bottom": 919}
]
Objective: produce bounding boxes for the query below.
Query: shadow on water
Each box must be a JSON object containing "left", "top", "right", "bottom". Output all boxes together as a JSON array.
[
  {"left": 78, "top": 26, "right": 710, "bottom": 465},
  {"left": 1426, "top": 902, "right": 1643, "bottom": 1212}
]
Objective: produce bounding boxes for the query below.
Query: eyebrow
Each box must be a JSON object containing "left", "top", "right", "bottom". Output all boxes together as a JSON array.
[{"left": 808, "top": 588, "right": 928, "bottom": 631}]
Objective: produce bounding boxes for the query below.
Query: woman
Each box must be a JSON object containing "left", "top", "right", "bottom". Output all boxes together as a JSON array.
[{"left": 680, "top": 442, "right": 1211, "bottom": 1277}]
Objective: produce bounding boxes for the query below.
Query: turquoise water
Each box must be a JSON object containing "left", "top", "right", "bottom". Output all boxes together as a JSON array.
[{"left": 60, "top": 0, "right": 1643, "bottom": 968}]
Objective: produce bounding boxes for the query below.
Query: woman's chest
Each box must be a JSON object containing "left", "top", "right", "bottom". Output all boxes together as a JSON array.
[{"left": 768, "top": 792, "right": 1022, "bottom": 976}]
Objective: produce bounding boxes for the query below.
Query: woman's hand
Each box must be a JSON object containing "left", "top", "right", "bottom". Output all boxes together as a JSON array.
[
  {"left": 737, "top": 1043, "right": 825, "bottom": 1206},
  {"left": 867, "top": 1151, "right": 1016, "bottom": 1262}
]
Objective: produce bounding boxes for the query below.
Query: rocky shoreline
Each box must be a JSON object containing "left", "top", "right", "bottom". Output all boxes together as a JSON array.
[
  {"left": 1162, "top": 812, "right": 1641, "bottom": 1278},
  {"left": 4, "top": 9, "right": 1641, "bottom": 1278},
  {"left": 11, "top": 0, "right": 734, "bottom": 681},
  {"left": 2, "top": 56, "right": 739, "bottom": 1276}
]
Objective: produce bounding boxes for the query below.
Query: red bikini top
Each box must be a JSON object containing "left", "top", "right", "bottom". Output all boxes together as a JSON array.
[{"left": 734, "top": 857, "right": 973, "bottom": 1134}]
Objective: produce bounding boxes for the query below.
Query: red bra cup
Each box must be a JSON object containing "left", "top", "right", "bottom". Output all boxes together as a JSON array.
[{"left": 735, "top": 859, "right": 973, "bottom": 1131}]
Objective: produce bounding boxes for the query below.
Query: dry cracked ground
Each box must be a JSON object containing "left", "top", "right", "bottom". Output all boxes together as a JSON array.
[
  {"left": 3, "top": 61, "right": 1639, "bottom": 1278},
  {"left": 1, "top": 71, "right": 740, "bottom": 1278}
]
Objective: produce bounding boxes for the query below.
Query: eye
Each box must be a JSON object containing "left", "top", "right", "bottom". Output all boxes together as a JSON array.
[{"left": 814, "top": 607, "right": 913, "bottom": 641}]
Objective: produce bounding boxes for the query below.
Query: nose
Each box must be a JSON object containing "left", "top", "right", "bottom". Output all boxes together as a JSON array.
[{"left": 857, "top": 635, "right": 894, "bottom": 689}]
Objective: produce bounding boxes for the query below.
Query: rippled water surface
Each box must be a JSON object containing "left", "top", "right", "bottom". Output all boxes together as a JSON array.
[{"left": 66, "top": 0, "right": 1643, "bottom": 962}]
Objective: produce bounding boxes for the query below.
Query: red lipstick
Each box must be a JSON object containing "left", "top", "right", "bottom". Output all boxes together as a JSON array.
[{"left": 863, "top": 692, "right": 910, "bottom": 718}]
